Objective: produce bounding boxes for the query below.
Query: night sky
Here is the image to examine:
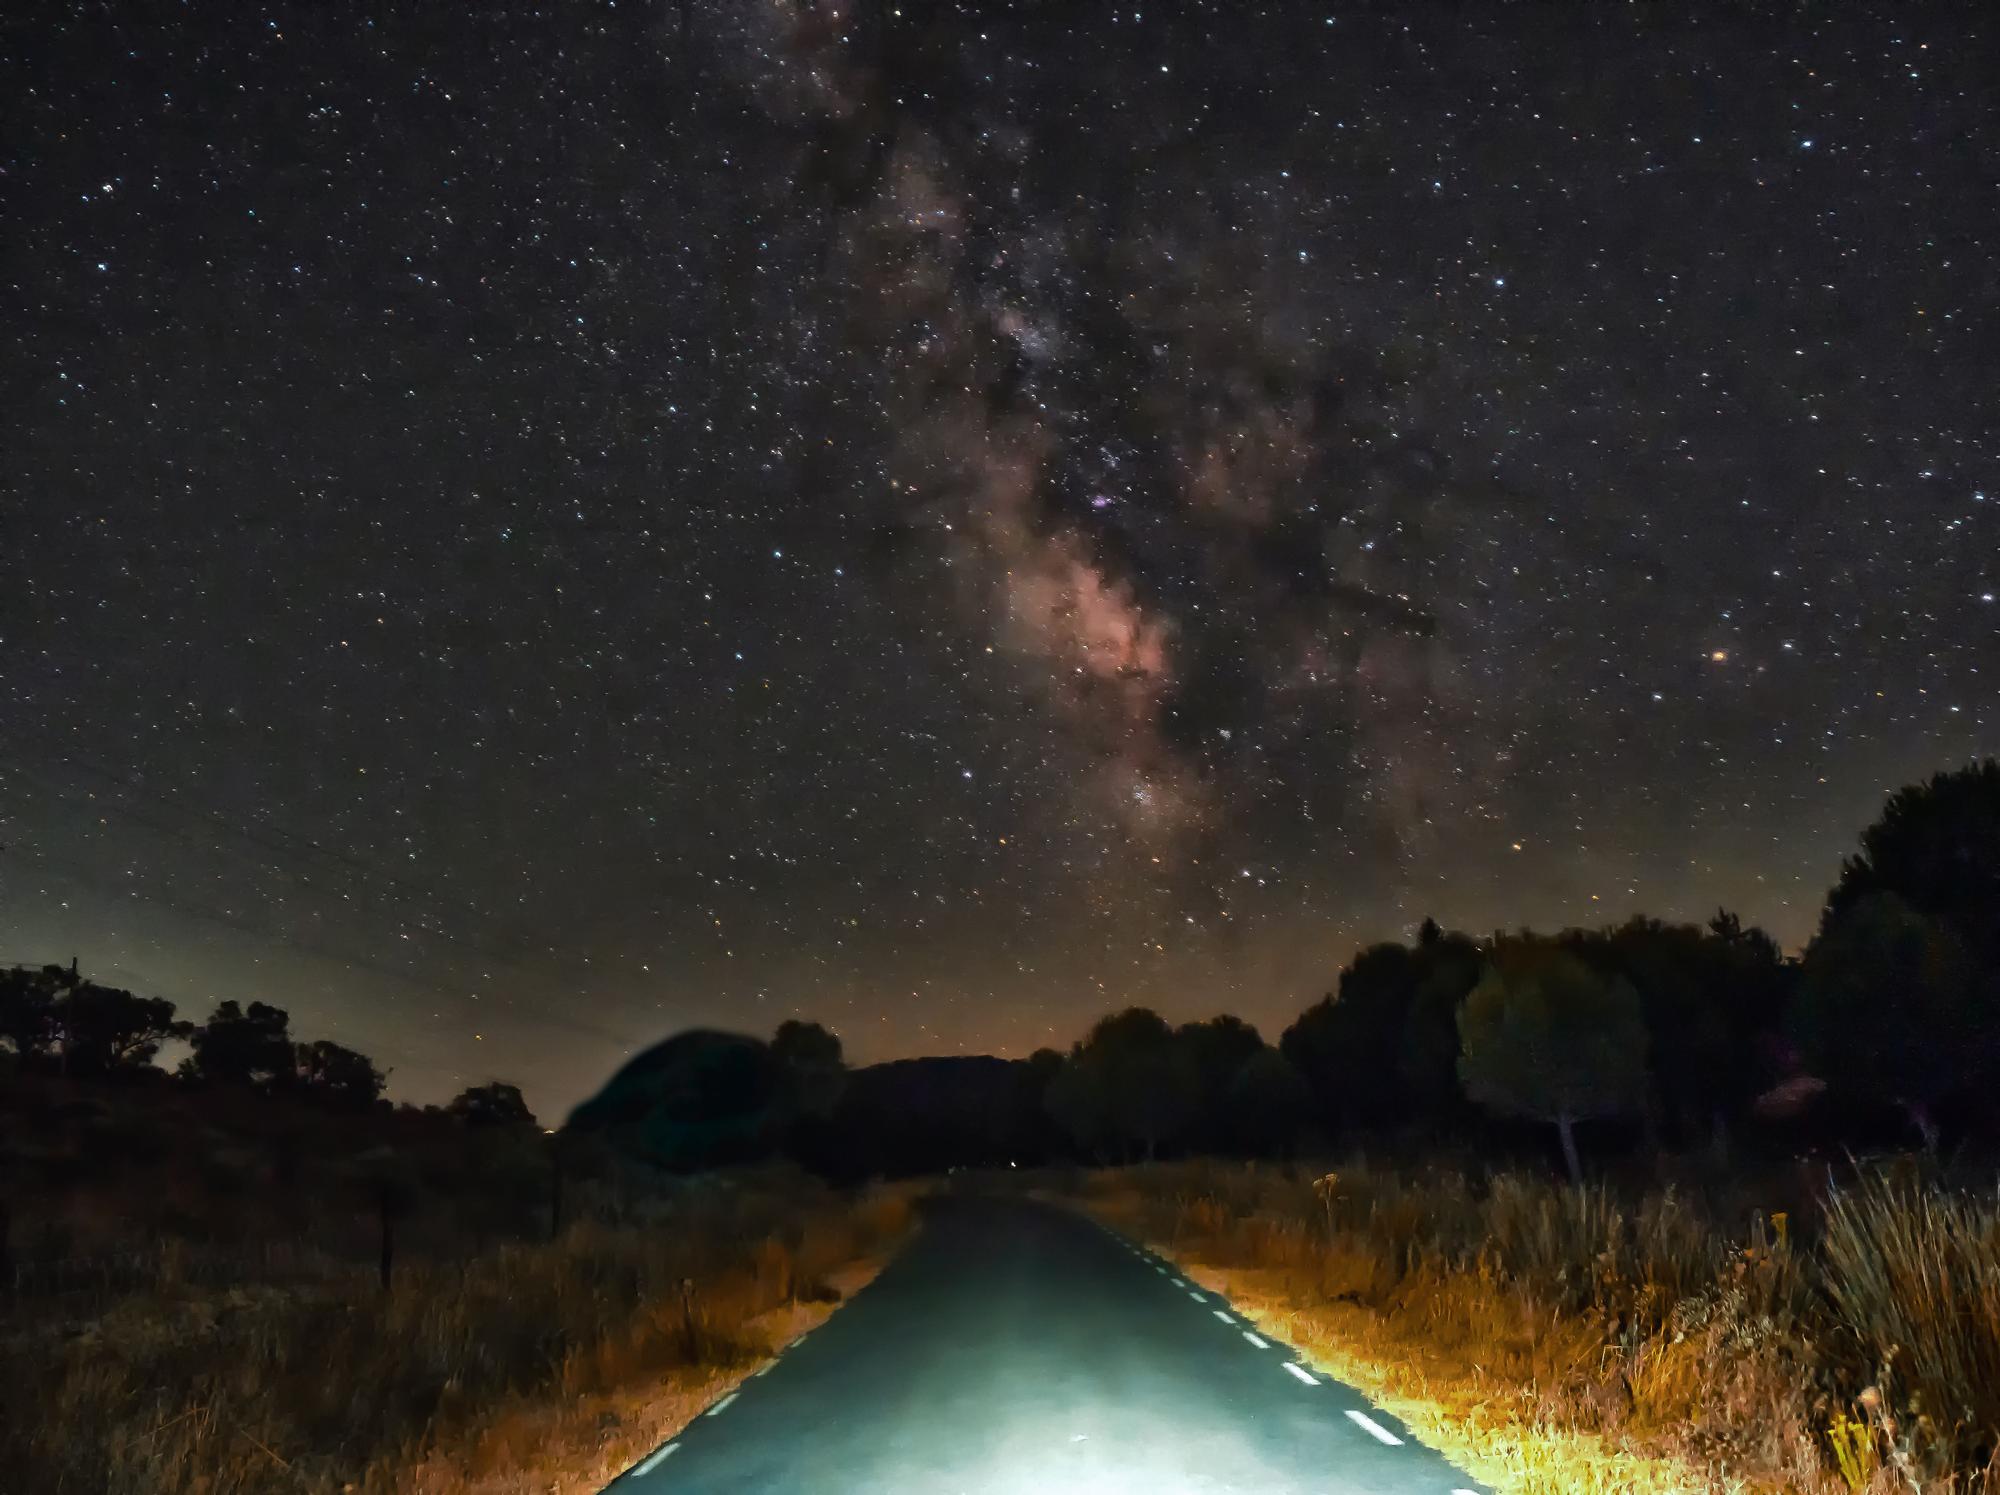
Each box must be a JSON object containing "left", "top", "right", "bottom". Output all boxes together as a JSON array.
[{"left": 4, "top": 3, "right": 1994, "bottom": 1119}]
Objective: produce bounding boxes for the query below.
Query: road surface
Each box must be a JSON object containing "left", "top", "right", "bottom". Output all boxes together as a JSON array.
[{"left": 604, "top": 1194, "right": 1486, "bottom": 1494}]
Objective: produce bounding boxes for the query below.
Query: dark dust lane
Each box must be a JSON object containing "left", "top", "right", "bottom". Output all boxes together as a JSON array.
[{"left": 604, "top": 1194, "right": 1486, "bottom": 1494}]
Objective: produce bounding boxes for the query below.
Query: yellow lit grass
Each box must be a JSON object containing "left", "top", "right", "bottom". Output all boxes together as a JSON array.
[
  {"left": 1079, "top": 1164, "right": 1850, "bottom": 1495},
  {"left": 392, "top": 1255, "right": 891, "bottom": 1495},
  {"left": 1181, "top": 1257, "right": 1744, "bottom": 1495}
]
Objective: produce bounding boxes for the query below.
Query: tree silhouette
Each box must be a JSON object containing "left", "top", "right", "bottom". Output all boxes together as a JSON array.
[
  {"left": 1177, "top": 1014, "right": 1266, "bottom": 1153},
  {"left": 1281, "top": 943, "right": 1421, "bottom": 1135},
  {"left": 1699, "top": 907, "right": 1793, "bottom": 1148},
  {"left": 0, "top": 966, "right": 62, "bottom": 1065},
  {"left": 293, "top": 1039, "right": 387, "bottom": 1110},
  {"left": 53, "top": 981, "right": 190, "bottom": 1079},
  {"left": 1403, "top": 924, "right": 1483, "bottom": 1125},
  {"left": 1281, "top": 928, "right": 1479, "bottom": 1139},
  {"left": 183, "top": 1000, "right": 294, "bottom": 1088},
  {"left": 1794, "top": 892, "right": 1978, "bottom": 1150},
  {"left": 449, "top": 1081, "right": 538, "bottom": 1129},
  {"left": 1457, "top": 944, "right": 1649, "bottom": 1183},
  {"left": 1568, "top": 914, "right": 1789, "bottom": 1153},
  {"left": 1047, "top": 1007, "right": 1198, "bottom": 1162},
  {"left": 1223, "top": 1047, "right": 1310, "bottom": 1156},
  {"left": 771, "top": 1019, "right": 847, "bottom": 1120},
  {"left": 1822, "top": 759, "right": 2000, "bottom": 967}
]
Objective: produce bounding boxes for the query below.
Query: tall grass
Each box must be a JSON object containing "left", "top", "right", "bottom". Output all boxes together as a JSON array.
[
  {"left": 1821, "top": 1172, "right": 2000, "bottom": 1474},
  {"left": 1079, "top": 1159, "right": 2000, "bottom": 1493},
  {"left": 1, "top": 1174, "right": 913, "bottom": 1494}
]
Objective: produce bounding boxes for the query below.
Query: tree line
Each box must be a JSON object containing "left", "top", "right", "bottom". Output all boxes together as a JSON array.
[
  {"left": 1035, "top": 761, "right": 2000, "bottom": 1177},
  {"left": 8, "top": 760, "right": 1997, "bottom": 1182},
  {"left": 0, "top": 964, "right": 536, "bottom": 1128}
]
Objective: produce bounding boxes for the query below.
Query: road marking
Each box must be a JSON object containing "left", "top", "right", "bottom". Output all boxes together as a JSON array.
[
  {"left": 632, "top": 1443, "right": 679, "bottom": 1475},
  {"left": 1242, "top": 1330, "right": 1269, "bottom": 1349},
  {"left": 1172, "top": 1276, "right": 1190, "bottom": 1287},
  {"left": 1212, "top": 1308, "right": 1234, "bottom": 1323},
  {"left": 706, "top": 1391, "right": 739, "bottom": 1416},
  {"left": 1344, "top": 1410, "right": 1404, "bottom": 1446},
  {"left": 1186, "top": 1289, "right": 1207, "bottom": 1302},
  {"left": 1281, "top": 1361, "right": 1319, "bottom": 1386},
  {"left": 753, "top": 1360, "right": 775, "bottom": 1376}
]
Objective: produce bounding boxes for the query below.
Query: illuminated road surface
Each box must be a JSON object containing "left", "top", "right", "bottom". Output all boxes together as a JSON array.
[{"left": 605, "top": 1194, "right": 1486, "bottom": 1494}]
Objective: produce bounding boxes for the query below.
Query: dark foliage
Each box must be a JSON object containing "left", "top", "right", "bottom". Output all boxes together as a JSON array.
[
  {"left": 1280, "top": 924, "right": 1481, "bottom": 1138},
  {"left": 182, "top": 999, "right": 295, "bottom": 1088},
  {"left": 294, "top": 1039, "right": 389, "bottom": 1110},
  {"left": 1822, "top": 760, "right": 2000, "bottom": 967},
  {"left": 448, "top": 1081, "right": 538, "bottom": 1128}
]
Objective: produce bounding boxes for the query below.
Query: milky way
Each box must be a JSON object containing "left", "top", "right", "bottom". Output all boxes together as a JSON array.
[
  {"left": 757, "top": 3, "right": 1506, "bottom": 881},
  {"left": 4, "top": 2, "right": 1993, "bottom": 1116}
]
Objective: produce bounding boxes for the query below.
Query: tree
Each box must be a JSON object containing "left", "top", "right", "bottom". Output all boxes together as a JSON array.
[
  {"left": 1281, "top": 927, "right": 1479, "bottom": 1140},
  {"left": 1176, "top": 1014, "right": 1266, "bottom": 1153},
  {"left": 0, "top": 966, "right": 62, "bottom": 1065},
  {"left": 1793, "top": 892, "right": 1978, "bottom": 1150},
  {"left": 53, "top": 981, "right": 190, "bottom": 1078},
  {"left": 1402, "top": 927, "right": 1483, "bottom": 1124},
  {"left": 449, "top": 1081, "right": 538, "bottom": 1128},
  {"left": 1822, "top": 760, "right": 2000, "bottom": 968},
  {"left": 183, "top": 1000, "right": 294, "bottom": 1088},
  {"left": 1281, "top": 943, "right": 1421, "bottom": 1135},
  {"left": 1046, "top": 1007, "right": 1198, "bottom": 1161},
  {"left": 1457, "top": 944, "right": 1649, "bottom": 1183},
  {"left": 293, "top": 1039, "right": 387, "bottom": 1110},
  {"left": 1223, "top": 1047, "right": 1310, "bottom": 1156},
  {"left": 1699, "top": 907, "right": 1794, "bottom": 1146},
  {"left": 1569, "top": 914, "right": 1789, "bottom": 1154},
  {"left": 771, "top": 1019, "right": 847, "bottom": 1119}
]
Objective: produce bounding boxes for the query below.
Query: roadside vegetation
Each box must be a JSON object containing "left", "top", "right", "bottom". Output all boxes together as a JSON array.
[
  {"left": 1025, "top": 763, "right": 2000, "bottom": 1493},
  {"left": 5, "top": 759, "right": 1997, "bottom": 1491},
  {"left": 0, "top": 1036, "right": 910, "bottom": 1494},
  {"left": 1073, "top": 1156, "right": 2000, "bottom": 1494}
]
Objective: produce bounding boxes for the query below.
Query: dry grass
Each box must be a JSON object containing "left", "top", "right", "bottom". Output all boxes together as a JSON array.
[
  {"left": 1068, "top": 1159, "right": 2000, "bottom": 1495},
  {"left": 1, "top": 1173, "right": 915, "bottom": 1494}
]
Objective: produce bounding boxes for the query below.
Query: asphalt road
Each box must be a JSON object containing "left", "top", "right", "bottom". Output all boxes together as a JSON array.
[{"left": 605, "top": 1194, "right": 1487, "bottom": 1494}]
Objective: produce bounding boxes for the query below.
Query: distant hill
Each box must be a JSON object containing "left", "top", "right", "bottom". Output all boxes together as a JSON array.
[
  {"left": 801, "top": 1054, "right": 1062, "bottom": 1181},
  {"left": 565, "top": 1029, "right": 785, "bottom": 1170},
  {"left": 565, "top": 1041, "right": 1063, "bottom": 1180}
]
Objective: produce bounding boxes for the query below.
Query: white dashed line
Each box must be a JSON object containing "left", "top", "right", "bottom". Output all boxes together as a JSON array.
[
  {"left": 1212, "top": 1308, "right": 1234, "bottom": 1323},
  {"left": 1344, "top": 1410, "right": 1404, "bottom": 1446},
  {"left": 1242, "top": 1330, "right": 1269, "bottom": 1349},
  {"left": 1281, "top": 1361, "right": 1319, "bottom": 1386},
  {"left": 753, "top": 1360, "right": 775, "bottom": 1376},
  {"left": 1172, "top": 1276, "right": 1190, "bottom": 1287},
  {"left": 706, "top": 1391, "right": 739, "bottom": 1417},
  {"left": 1186, "top": 1289, "right": 1207, "bottom": 1302},
  {"left": 631, "top": 1443, "right": 679, "bottom": 1475}
]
